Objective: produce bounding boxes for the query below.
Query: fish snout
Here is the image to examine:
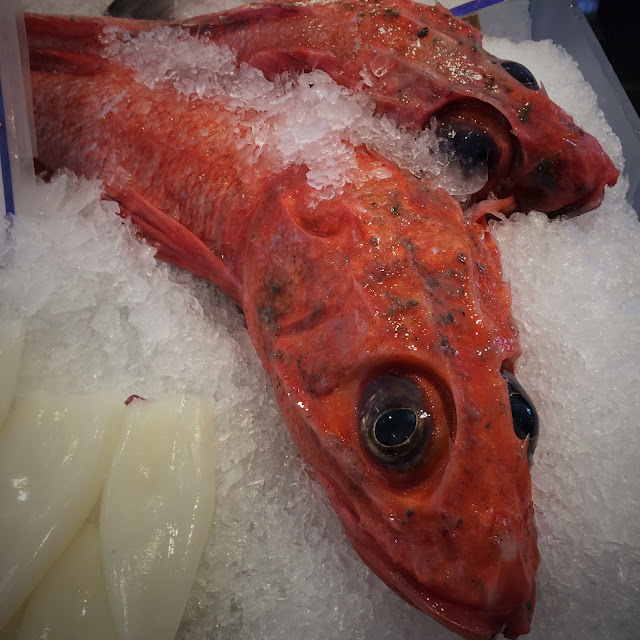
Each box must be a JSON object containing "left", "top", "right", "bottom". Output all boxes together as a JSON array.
[
  {"left": 478, "top": 509, "right": 537, "bottom": 613},
  {"left": 509, "top": 117, "right": 620, "bottom": 216}
]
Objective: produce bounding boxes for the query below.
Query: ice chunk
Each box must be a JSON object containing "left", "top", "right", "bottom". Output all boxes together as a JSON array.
[{"left": 106, "top": 28, "right": 483, "bottom": 200}]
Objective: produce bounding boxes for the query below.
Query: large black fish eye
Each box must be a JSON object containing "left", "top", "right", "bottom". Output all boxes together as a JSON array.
[
  {"left": 500, "top": 60, "right": 540, "bottom": 91},
  {"left": 501, "top": 370, "right": 539, "bottom": 460},
  {"left": 358, "top": 375, "right": 431, "bottom": 467},
  {"left": 438, "top": 122, "right": 499, "bottom": 177}
]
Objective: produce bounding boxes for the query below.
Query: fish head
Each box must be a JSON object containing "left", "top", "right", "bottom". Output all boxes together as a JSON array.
[
  {"left": 358, "top": 1, "right": 620, "bottom": 216},
  {"left": 244, "top": 155, "right": 539, "bottom": 639}
]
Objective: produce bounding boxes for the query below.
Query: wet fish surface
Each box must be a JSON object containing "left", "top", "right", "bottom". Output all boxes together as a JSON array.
[{"left": 25, "top": 2, "right": 619, "bottom": 638}]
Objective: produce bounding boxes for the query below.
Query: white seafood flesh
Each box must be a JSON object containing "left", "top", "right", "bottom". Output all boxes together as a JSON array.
[
  {"left": 16, "top": 522, "right": 118, "bottom": 640},
  {"left": 0, "top": 317, "right": 25, "bottom": 427},
  {"left": 0, "top": 390, "right": 124, "bottom": 628},
  {"left": 100, "top": 395, "right": 216, "bottom": 640}
]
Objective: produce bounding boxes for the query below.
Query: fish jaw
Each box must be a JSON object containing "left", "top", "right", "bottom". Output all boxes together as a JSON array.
[{"left": 324, "top": 480, "right": 535, "bottom": 640}]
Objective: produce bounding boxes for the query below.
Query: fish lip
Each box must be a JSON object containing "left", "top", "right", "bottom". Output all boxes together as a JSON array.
[{"left": 324, "top": 482, "right": 533, "bottom": 640}]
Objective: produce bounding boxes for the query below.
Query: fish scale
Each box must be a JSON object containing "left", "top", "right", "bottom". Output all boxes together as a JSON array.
[{"left": 24, "top": 2, "right": 619, "bottom": 638}]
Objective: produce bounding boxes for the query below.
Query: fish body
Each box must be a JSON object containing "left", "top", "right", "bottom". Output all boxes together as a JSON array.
[
  {"left": 24, "top": 2, "right": 616, "bottom": 637},
  {"left": 27, "top": 0, "right": 619, "bottom": 214}
]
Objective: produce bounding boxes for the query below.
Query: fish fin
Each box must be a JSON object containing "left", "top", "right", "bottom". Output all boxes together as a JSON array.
[
  {"left": 29, "top": 48, "right": 108, "bottom": 75},
  {"left": 468, "top": 195, "right": 518, "bottom": 225},
  {"left": 179, "top": 3, "right": 300, "bottom": 30},
  {"left": 108, "top": 186, "right": 242, "bottom": 305},
  {"left": 25, "top": 13, "right": 147, "bottom": 57}
]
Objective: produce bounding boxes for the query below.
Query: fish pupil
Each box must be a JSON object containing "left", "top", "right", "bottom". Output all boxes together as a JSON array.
[
  {"left": 438, "top": 123, "right": 499, "bottom": 175},
  {"left": 374, "top": 408, "right": 417, "bottom": 447},
  {"left": 500, "top": 60, "right": 540, "bottom": 91},
  {"left": 357, "top": 375, "right": 432, "bottom": 467}
]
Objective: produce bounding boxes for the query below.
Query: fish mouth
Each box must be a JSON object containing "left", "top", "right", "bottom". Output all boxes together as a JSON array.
[{"left": 322, "top": 481, "right": 533, "bottom": 640}]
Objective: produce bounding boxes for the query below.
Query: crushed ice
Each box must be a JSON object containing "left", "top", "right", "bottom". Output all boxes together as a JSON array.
[{"left": 105, "top": 26, "right": 483, "bottom": 200}]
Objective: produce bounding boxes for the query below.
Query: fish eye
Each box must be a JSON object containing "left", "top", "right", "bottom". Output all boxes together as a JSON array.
[
  {"left": 437, "top": 122, "right": 499, "bottom": 177},
  {"left": 358, "top": 375, "right": 432, "bottom": 467},
  {"left": 501, "top": 370, "right": 539, "bottom": 460},
  {"left": 500, "top": 60, "right": 540, "bottom": 91},
  {"left": 431, "top": 100, "right": 516, "bottom": 201}
]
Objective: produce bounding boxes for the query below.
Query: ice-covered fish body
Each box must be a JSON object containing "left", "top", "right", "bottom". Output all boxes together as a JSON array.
[
  {"left": 27, "top": 13, "right": 538, "bottom": 640},
  {"left": 26, "top": 0, "right": 619, "bottom": 214},
  {"left": 188, "top": 0, "right": 620, "bottom": 214}
]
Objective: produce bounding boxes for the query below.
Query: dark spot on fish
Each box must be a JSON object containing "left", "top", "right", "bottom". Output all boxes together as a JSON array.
[
  {"left": 441, "top": 529, "right": 449, "bottom": 537},
  {"left": 424, "top": 276, "right": 441, "bottom": 290},
  {"left": 485, "top": 422, "right": 491, "bottom": 430},
  {"left": 407, "top": 509, "right": 414, "bottom": 518},
  {"left": 526, "top": 600, "right": 533, "bottom": 611},
  {"left": 384, "top": 7, "right": 399, "bottom": 17},
  {"left": 440, "top": 312, "right": 455, "bottom": 325},
  {"left": 390, "top": 203, "right": 401, "bottom": 215},
  {"left": 402, "top": 237, "right": 415, "bottom": 251},
  {"left": 417, "top": 26, "right": 429, "bottom": 38},
  {"left": 257, "top": 304, "right": 277, "bottom": 327},
  {"left": 370, "top": 236, "right": 380, "bottom": 247},
  {"left": 371, "top": 201, "right": 378, "bottom": 207},
  {"left": 456, "top": 518, "right": 463, "bottom": 528},
  {"left": 518, "top": 102, "right": 532, "bottom": 123},
  {"left": 438, "top": 333, "right": 457, "bottom": 355},
  {"left": 268, "top": 279, "right": 282, "bottom": 295},
  {"left": 476, "top": 262, "right": 485, "bottom": 273},
  {"left": 535, "top": 157, "right": 557, "bottom": 190},
  {"left": 484, "top": 76, "right": 496, "bottom": 89},
  {"left": 358, "top": 10, "right": 365, "bottom": 16},
  {"left": 386, "top": 298, "right": 419, "bottom": 315},
  {"left": 457, "top": 252, "right": 466, "bottom": 264},
  {"left": 444, "top": 269, "right": 458, "bottom": 277}
]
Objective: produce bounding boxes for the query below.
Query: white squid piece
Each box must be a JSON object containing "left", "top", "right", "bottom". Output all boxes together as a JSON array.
[
  {"left": 0, "top": 317, "right": 25, "bottom": 428},
  {"left": 100, "top": 395, "right": 216, "bottom": 640},
  {"left": 16, "top": 522, "right": 118, "bottom": 640},
  {"left": 0, "top": 390, "right": 124, "bottom": 629}
]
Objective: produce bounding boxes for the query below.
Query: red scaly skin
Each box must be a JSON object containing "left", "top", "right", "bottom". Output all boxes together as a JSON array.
[
  {"left": 26, "top": 3, "right": 613, "bottom": 636},
  {"left": 26, "top": 0, "right": 619, "bottom": 215}
]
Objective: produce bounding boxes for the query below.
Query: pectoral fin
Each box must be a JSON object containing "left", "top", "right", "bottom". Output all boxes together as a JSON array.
[{"left": 108, "top": 185, "right": 242, "bottom": 304}]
